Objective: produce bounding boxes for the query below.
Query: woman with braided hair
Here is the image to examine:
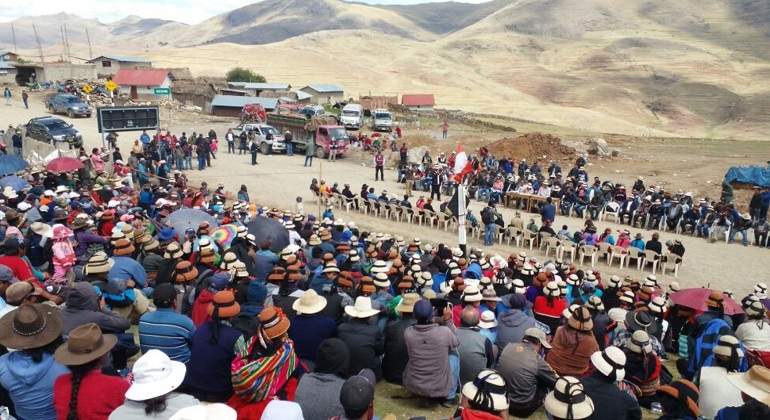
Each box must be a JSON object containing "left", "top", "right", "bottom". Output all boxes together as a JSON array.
[{"left": 53, "top": 323, "right": 128, "bottom": 420}]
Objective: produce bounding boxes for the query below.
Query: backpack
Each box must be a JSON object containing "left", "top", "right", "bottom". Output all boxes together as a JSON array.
[
  {"left": 686, "top": 317, "right": 731, "bottom": 379},
  {"left": 481, "top": 207, "right": 494, "bottom": 224}
]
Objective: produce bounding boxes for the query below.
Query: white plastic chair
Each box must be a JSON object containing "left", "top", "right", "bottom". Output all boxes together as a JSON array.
[
  {"left": 607, "top": 245, "right": 627, "bottom": 268},
  {"left": 602, "top": 202, "right": 621, "bottom": 223},
  {"left": 626, "top": 247, "right": 644, "bottom": 269},
  {"left": 579, "top": 245, "right": 598, "bottom": 267},
  {"left": 662, "top": 254, "right": 682, "bottom": 277},
  {"left": 545, "top": 237, "right": 561, "bottom": 258},
  {"left": 561, "top": 241, "right": 578, "bottom": 263},
  {"left": 640, "top": 249, "right": 660, "bottom": 273},
  {"left": 521, "top": 230, "right": 537, "bottom": 250}
]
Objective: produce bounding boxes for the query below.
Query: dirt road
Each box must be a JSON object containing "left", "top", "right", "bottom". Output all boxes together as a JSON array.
[{"left": 1, "top": 95, "right": 767, "bottom": 296}]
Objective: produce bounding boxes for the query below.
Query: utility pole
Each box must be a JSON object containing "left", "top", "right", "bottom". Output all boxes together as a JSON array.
[
  {"left": 59, "top": 25, "right": 66, "bottom": 61},
  {"left": 63, "top": 24, "right": 72, "bottom": 63},
  {"left": 10, "top": 24, "right": 17, "bottom": 54},
  {"left": 85, "top": 27, "right": 93, "bottom": 60},
  {"left": 32, "top": 24, "right": 44, "bottom": 63}
]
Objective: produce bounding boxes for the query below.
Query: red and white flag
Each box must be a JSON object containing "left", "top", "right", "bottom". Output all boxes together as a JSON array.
[{"left": 453, "top": 143, "right": 472, "bottom": 182}]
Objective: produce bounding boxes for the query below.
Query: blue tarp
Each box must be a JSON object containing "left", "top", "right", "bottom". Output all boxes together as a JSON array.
[{"left": 724, "top": 166, "right": 770, "bottom": 188}]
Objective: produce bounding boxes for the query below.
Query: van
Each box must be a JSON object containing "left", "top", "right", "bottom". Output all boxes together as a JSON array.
[
  {"left": 340, "top": 103, "right": 363, "bottom": 130},
  {"left": 371, "top": 109, "right": 393, "bottom": 132}
]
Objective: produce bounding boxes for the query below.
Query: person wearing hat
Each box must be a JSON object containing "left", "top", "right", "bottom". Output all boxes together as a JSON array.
[
  {"left": 533, "top": 280, "right": 567, "bottom": 335},
  {"left": 295, "top": 338, "right": 351, "bottom": 420},
  {"left": 229, "top": 306, "right": 299, "bottom": 409},
  {"left": 191, "top": 272, "right": 232, "bottom": 327},
  {"left": 254, "top": 240, "right": 279, "bottom": 283},
  {"left": 382, "top": 293, "right": 419, "bottom": 385},
  {"left": 0, "top": 304, "right": 68, "bottom": 420},
  {"left": 581, "top": 346, "right": 641, "bottom": 420},
  {"left": 716, "top": 365, "right": 770, "bottom": 419},
  {"left": 622, "top": 329, "right": 662, "bottom": 408},
  {"left": 496, "top": 326, "right": 556, "bottom": 416},
  {"left": 27, "top": 221, "right": 53, "bottom": 271},
  {"left": 451, "top": 284, "right": 483, "bottom": 327},
  {"left": 455, "top": 369, "right": 510, "bottom": 419},
  {"left": 338, "top": 297, "right": 385, "bottom": 380},
  {"left": 656, "top": 379, "right": 700, "bottom": 419},
  {"left": 72, "top": 215, "right": 109, "bottom": 260},
  {"left": 109, "top": 349, "right": 198, "bottom": 420},
  {"left": 138, "top": 283, "right": 196, "bottom": 364},
  {"left": 337, "top": 369, "right": 377, "bottom": 420},
  {"left": 53, "top": 323, "right": 129, "bottom": 420},
  {"left": 546, "top": 306, "right": 600, "bottom": 376},
  {"left": 496, "top": 294, "right": 537, "bottom": 350},
  {"left": 403, "top": 299, "right": 460, "bottom": 405},
  {"left": 613, "top": 310, "right": 666, "bottom": 359},
  {"left": 184, "top": 290, "right": 244, "bottom": 403},
  {"left": 543, "top": 376, "right": 595, "bottom": 420},
  {"left": 478, "top": 310, "right": 498, "bottom": 343},
  {"left": 697, "top": 334, "right": 746, "bottom": 418},
  {"left": 736, "top": 300, "right": 770, "bottom": 357},
  {"left": 456, "top": 306, "right": 496, "bottom": 386},
  {"left": 288, "top": 289, "right": 337, "bottom": 366}
]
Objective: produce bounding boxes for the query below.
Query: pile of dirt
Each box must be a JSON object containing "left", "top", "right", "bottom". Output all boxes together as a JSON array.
[{"left": 486, "top": 133, "right": 576, "bottom": 162}]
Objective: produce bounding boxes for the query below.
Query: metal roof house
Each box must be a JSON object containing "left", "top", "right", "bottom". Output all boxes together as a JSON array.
[
  {"left": 87, "top": 54, "right": 152, "bottom": 77},
  {"left": 209, "top": 95, "right": 279, "bottom": 117},
  {"left": 401, "top": 94, "right": 435, "bottom": 111},
  {"left": 300, "top": 84, "right": 344, "bottom": 105},
  {"left": 113, "top": 69, "right": 172, "bottom": 100}
]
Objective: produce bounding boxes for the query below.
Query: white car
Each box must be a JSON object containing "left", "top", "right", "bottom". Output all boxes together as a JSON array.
[
  {"left": 232, "top": 123, "right": 286, "bottom": 154},
  {"left": 371, "top": 109, "right": 393, "bottom": 132},
  {"left": 340, "top": 103, "right": 363, "bottom": 130}
]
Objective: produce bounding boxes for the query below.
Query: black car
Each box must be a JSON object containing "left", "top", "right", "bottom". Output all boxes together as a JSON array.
[
  {"left": 46, "top": 93, "right": 91, "bottom": 118},
  {"left": 25, "top": 117, "right": 83, "bottom": 149}
]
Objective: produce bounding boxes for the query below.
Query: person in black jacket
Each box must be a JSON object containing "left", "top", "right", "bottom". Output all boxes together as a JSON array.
[
  {"left": 337, "top": 296, "right": 384, "bottom": 380},
  {"left": 582, "top": 346, "right": 642, "bottom": 420},
  {"left": 645, "top": 232, "right": 662, "bottom": 256},
  {"left": 383, "top": 293, "right": 418, "bottom": 384}
]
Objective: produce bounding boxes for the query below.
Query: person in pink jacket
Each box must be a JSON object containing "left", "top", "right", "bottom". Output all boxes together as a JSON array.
[{"left": 51, "top": 225, "right": 76, "bottom": 286}]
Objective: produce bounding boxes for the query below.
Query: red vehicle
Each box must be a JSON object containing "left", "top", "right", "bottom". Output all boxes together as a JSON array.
[{"left": 266, "top": 113, "right": 348, "bottom": 159}]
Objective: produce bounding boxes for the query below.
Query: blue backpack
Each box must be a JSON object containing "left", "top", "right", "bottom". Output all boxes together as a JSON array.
[{"left": 686, "top": 317, "right": 731, "bottom": 379}]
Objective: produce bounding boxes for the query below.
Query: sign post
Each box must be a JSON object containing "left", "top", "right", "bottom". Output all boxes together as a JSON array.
[{"left": 154, "top": 88, "right": 172, "bottom": 130}]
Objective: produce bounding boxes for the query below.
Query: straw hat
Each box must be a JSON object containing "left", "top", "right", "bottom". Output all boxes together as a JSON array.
[
  {"left": 706, "top": 291, "right": 724, "bottom": 310},
  {"left": 84, "top": 252, "right": 114, "bottom": 275},
  {"left": 113, "top": 238, "right": 135, "bottom": 256},
  {"left": 746, "top": 300, "right": 766, "bottom": 318},
  {"left": 207, "top": 291, "right": 240, "bottom": 319},
  {"left": 30, "top": 222, "right": 52, "bottom": 237},
  {"left": 125, "top": 349, "right": 186, "bottom": 401},
  {"left": 544, "top": 281, "right": 560, "bottom": 297},
  {"left": 54, "top": 323, "right": 117, "bottom": 366},
  {"left": 373, "top": 272, "right": 390, "bottom": 288},
  {"left": 727, "top": 366, "right": 770, "bottom": 405},
  {"left": 461, "top": 369, "right": 510, "bottom": 412},
  {"left": 164, "top": 242, "right": 183, "bottom": 259},
  {"left": 625, "top": 310, "right": 658, "bottom": 336},
  {"left": 568, "top": 306, "right": 594, "bottom": 332},
  {"left": 0, "top": 304, "right": 62, "bottom": 350},
  {"left": 544, "top": 376, "right": 594, "bottom": 420},
  {"left": 308, "top": 234, "right": 321, "bottom": 246},
  {"left": 344, "top": 296, "right": 379, "bottom": 319},
  {"left": 608, "top": 275, "right": 621, "bottom": 288},
  {"left": 175, "top": 261, "right": 198, "bottom": 283},
  {"left": 619, "top": 290, "right": 635, "bottom": 304},
  {"left": 463, "top": 284, "right": 483, "bottom": 303},
  {"left": 586, "top": 295, "right": 605, "bottom": 312},
  {"left": 754, "top": 283, "right": 768, "bottom": 299},
  {"left": 590, "top": 346, "right": 626, "bottom": 381},
  {"left": 566, "top": 273, "right": 580, "bottom": 287},
  {"left": 417, "top": 271, "right": 433, "bottom": 288},
  {"left": 657, "top": 380, "right": 699, "bottom": 418},
  {"left": 478, "top": 310, "right": 497, "bottom": 329},
  {"left": 396, "top": 293, "right": 420, "bottom": 313},
  {"left": 713, "top": 335, "right": 744, "bottom": 359},
  {"left": 219, "top": 251, "right": 238, "bottom": 270},
  {"left": 259, "top": 306, "right": 290, "bottom": 339},
  {"left": 648, "top": 296, "right": 667, "bottom": 314},
  {"left": 370, "top": 260, "right": 388, "bottom": 274},
  {"left": 626, "top": 330, "right": 653, "bottom": 354}
]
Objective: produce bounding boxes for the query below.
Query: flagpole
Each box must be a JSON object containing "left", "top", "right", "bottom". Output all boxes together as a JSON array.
[{"left": 457, "top": 182, "right": 467, "bottom": 257}]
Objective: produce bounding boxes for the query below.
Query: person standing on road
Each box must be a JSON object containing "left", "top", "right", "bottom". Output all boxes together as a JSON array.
[
  {"left": 249, "top": 136, "right": 258, "bottom": 165},
  {"left": 441, "top": 120, "right": 449, "bottom": 139},
  {"left": 11, "top": 129, "right": 22, "bottom": 157},
  {"left": 482, "top": 201, "right": 498, "bottom": 246},
  {"left": 3, "top": 87, "right": 11, "bottom": 106},
  {"left": 329, "top": 140, "right": 338, "bottom": 162},
  {"left": 194, "top": 135, "right": 207, "bottom": 171},
  {"left": 374, "top": 151, "right": 385, "bottom": 181},
  {"left": 285, "top": 131, "right": 294, "bottom": 156},
  {"left": 305, "top": 139, "right": 315, "bottom": 167},
  {"left": 239, "top": 130, "right": 248, "bottom": 155},
  {"left": 21, "top": 90, "right": 28, "bottom": 109},
  {"left": 226, "top": 129, "right": 235, "bottom": 154},
  {"left": 430, "top": 169, "right": 441, "bottom": 201}
]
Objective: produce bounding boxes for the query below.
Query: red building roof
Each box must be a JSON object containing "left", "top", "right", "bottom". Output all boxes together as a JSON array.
[
  {"left": 401, "top": 94, "right": 435, "bottom": 107},
  {"left": 113, "top": 69, "right": 169, "bottom": 87}
]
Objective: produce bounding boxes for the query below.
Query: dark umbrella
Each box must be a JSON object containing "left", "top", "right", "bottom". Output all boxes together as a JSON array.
[
  {"left": 248, "top": 217, "right": 289, "bottom": 253},
  {"left": 0, "top": 175, "right": 29, "bottom": 190},
  {"left": 669, "top": 288, "right": 744, "bottom": 315},
  {"left": 167, "top": 208, "right": 219, "bottom": 234},
  {"left": 0, "top": 154, "right": 28, "bottom": 176},
  {"left": 46, "top": 157, "right": 83, "bottom": 173}
]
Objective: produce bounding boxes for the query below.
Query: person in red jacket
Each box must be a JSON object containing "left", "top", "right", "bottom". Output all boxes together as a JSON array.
[
  {"left": 533, "top": 281, "right": 567, "bottom": 334},
  {"left": 54, "top": 323, "right": 129, "bottom": 420},
  {"left": 191, "top": 272, "right": 231, "bottom": 326}
]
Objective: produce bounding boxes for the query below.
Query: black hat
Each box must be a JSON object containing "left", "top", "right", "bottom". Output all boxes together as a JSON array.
[
  {"left": 625, "top": 310, "right": 659, "bottom": 337},
  {"left": 315, "top": 338, "right": 350, "bottom": 376},
  {"left": 153, "top": 283, "right": 177, "bottom": 307},
  {"left": 340, "top": 369, "right": 376, "bottom": 415}
]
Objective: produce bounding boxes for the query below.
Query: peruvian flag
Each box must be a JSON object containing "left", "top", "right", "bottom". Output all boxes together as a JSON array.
[{"left": 453, "top": 143, "right": 472, "bottom": 182}]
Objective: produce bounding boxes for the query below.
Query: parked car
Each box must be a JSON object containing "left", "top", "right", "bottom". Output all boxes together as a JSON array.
[
  {"left": 371, "top": 109, "right": 394, "bottom": 132},
  {"left": 267, "top": 113, "right": 349, "bottom": 159},
  {"left": 298, "top": 105, "right": 325, "bottom": 119},
  {"left": 231, "top": 123, "right": 286, "bottom": 155},
  {"left": 24, "top": 117, "right": 83, "bottom": 149},
  {"left": 46, "top": 94, "right": 92, "bottom": 118},
  {"left": 340, "top": 103, "right": 363, "bottom": 130}
]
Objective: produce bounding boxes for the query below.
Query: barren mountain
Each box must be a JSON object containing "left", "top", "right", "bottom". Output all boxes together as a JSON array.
[{"left": 1, "top": 0, "right": 769, "bottom": 140}]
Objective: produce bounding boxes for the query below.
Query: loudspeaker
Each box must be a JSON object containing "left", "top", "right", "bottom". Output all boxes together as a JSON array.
[{"left": 97, "top": 106, "right": 160, "bottom": 133}]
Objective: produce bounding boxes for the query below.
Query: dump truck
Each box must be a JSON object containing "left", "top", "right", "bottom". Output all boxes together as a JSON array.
[{"left": 266, "top": 113, "right": 348, "bottom": 159}]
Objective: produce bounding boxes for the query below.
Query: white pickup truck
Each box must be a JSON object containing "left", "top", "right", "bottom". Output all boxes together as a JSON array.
[
  {"left": 371, "top": 109, "right": 394, "bottom": 132},
  {"left": 231, "top": 123, "right": 286, "bottom": 154}
]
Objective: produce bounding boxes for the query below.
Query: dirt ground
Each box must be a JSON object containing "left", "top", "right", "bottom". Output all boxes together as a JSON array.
[{"left": 2, "top": 92, "right": 766, "bottom": 419}]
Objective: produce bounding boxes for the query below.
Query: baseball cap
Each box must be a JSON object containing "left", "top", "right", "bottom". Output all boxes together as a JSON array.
[
  {"left": 153, "top": 283, "right": 177, "bottom": 307},
  {"left": 523, "top": 327, "right": 552, "bottom": 349},
  {"left": 339, "top": 368, "right": 376, "bottom": 415},
  {"left": 5, "top": 281, "right": 36, "bottom": 305}
]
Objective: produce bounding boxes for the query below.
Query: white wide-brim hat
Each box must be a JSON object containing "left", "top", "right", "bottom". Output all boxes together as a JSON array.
[
  {"left": 125, "top": 349, "right": 187, "bottom": 401},
  {"left": 544, "top": 377, "right": 594, "bottom": 420},
  {"left": 344, "top": 296, "right": 379, "bottom": 318},
  {"left": 292, "top": 289, "right": 328, "bottom": 315},
  {"left": 590, "top": 346, "right": 626, "bottom": 381},
  {"left": 170, "top": 403, "right": 236, "bottom": 420}
]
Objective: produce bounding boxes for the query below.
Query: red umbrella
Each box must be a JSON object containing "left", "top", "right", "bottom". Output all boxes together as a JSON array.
[
  {"left": 46, "top": 157, "right": 83, "bottom": 173},
  {"left": 669, "top": 288, "right": 744, "bottom": 315}
]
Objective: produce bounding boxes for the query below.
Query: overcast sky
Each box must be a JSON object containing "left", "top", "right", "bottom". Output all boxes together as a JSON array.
[{"left": 0, "top": 0, "right": 491, "bottom": 24}]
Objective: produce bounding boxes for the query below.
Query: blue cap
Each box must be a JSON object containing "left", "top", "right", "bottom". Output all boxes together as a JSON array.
[
  {"left": 247, "top": 281, "right": 267, "bottom": 305},
  {"left": 158, "top": 227, "right": 176, "bottom": 241},
  {"left": 209, "top": 272, "right": 231, "bottom": 291},
  {"left": 413, "top": 299, "right": 433, "bottom": 320}
]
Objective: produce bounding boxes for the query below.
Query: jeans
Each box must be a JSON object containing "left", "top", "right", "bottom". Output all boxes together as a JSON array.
[
  {"left": 227, "top": 141, "right": 235, "bottom": 153},
  {"left": 375, "top": 166, "right": 384, "bottom": 181},
  {"left": 176, "top": 157, "right": 184, "bottom": 170},
  {"left": 197, "top": 155, "right": 206, "bottom": 170},
  {"left": 251, "top": 150, "right": 258, "bottom": 165},
  {"left": 286, "top": 142, "right": 294, "bottom": 156},
  {"left": 697, "top": 223, "right": 709, "bottom": 237},
  {"left": 431, "top": 188, "right": 441, "bottom": 201},
  {"left": 448, "top": 352, "right": 460, "bottom": 399},
  {"left": 185, "top": 156, "right": 192, "bottom": 170},
  {"left": 730, "top": 228, "right": 749, "bottom": 246},
  {"left": 13, "top": 147, "right": 21, "bottom": 156},
  {"left": 304, "top": 156, "right": 313, "bottom": 167},
  {"left": 484, "top": 223, "right": 497, "bottom": 246},
  {"left": 755, "top": 230, "right": 768, "bottom": 247}
]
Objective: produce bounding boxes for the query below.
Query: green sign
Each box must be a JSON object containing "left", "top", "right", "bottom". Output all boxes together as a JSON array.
[{"left": 154, "top": 88, "right": 170, "bottom": 95}]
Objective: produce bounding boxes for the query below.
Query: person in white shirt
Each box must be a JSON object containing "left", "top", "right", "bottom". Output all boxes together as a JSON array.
[
  {"left": 736, "top": 300, "right": 770, "bottom": 351},
  {"left": 696, "top": 335, "right": 744, "bottom": 419}
]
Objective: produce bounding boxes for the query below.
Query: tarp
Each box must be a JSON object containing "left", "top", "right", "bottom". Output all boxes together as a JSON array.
[{"left": 724, "top": 166, "right": 770, "bottom": 188}]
